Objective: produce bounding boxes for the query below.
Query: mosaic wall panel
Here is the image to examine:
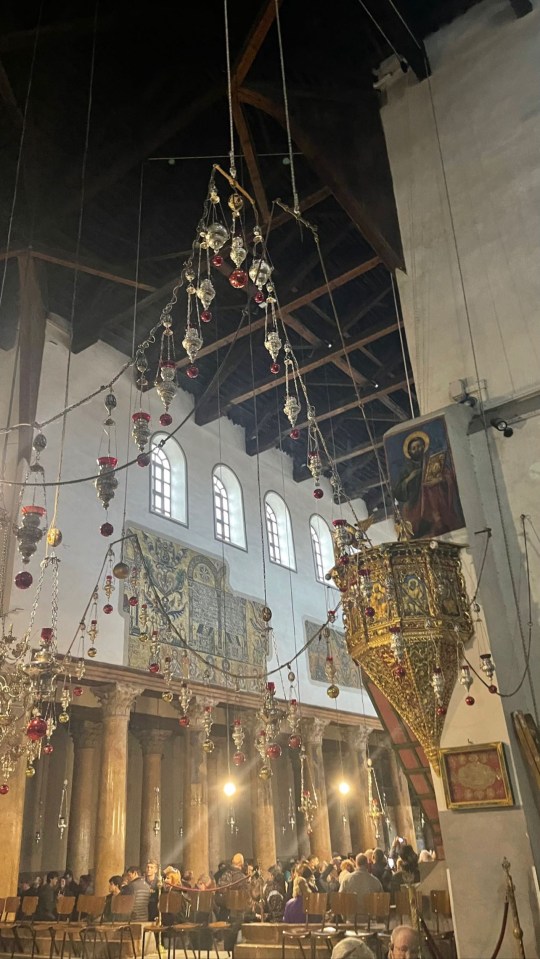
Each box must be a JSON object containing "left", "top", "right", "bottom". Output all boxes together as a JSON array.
[
  {"left": 124, "top": 526, "right": 269, "bottom": 687},
  {"left": 305, "top": 618, "right": 361, "bottom": 690}
]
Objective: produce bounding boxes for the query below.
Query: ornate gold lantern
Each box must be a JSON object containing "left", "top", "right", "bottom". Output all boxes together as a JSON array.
[{"left": 331, "top": 523, "right": 473, "bottom": 774}]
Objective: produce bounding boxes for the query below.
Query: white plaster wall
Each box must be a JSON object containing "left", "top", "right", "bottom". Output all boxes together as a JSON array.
[
  {"left": 381, "top": 0, "right": 540, "bottom": 413},
  {"left": 6, "top": 321, "right": 377, "bottom": 716}
]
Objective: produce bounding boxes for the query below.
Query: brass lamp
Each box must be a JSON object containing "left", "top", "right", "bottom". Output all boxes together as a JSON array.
[{"left": 331, "top": 523, "right": 473, "bottom": 774}]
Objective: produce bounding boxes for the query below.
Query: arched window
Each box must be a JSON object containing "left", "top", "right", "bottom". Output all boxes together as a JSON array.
[
  {"left": 212, "top": 464, "right": 246, "bottom": 549},
  {"left": 310, "top": 515, "right": 335, "bottom": 583},
  {"left": 149, "top": 434, "right": 187, "bottom": 525},
  {"left": 264, "top": 491, "right": 296, "bottom": 570}
]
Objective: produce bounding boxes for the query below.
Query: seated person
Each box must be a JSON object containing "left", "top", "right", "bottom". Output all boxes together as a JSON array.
[
  {"left": 103, "top": 876, "right": 123, "bottom": 922},
  {"left": 283, "top": 876, "right": 309, "bottom": 924}
]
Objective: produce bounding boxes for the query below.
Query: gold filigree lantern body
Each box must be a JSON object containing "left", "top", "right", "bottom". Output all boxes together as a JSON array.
[{"left": 332, "top": 533, "right": 473, "bottom": 774}]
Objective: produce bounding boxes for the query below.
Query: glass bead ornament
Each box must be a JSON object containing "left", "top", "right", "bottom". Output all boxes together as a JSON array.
[
  {"left": 16, "top": 505, "right": 46, "bottom": 565},
  {"left": 186, "top": 365, "right": 199, "bottom": 379},
  {"left": 290, "top": 429, "right": 300, "bottom": 440},
  {"left": 160, "top": 413, "right": 172, "bottom": 427},
  {"left": 206, "top": 223, "right": 228, "bottom": 252},
  {"left": 270, "top": 362, "right": 280, "bottom": 374},
  {"left": 0, "top": 784, "right": 8, "bottom": 795},
  {"left": 95, "top": 457, "right": 118, "bottom": 511},
  {"left": 249, "top": 258, "right": 272, "bottom": 288},
  {"left": 233, "top": 751, "right": 246, "bottom": 765},
  {"left": 313, "top": 487, "right": 323, "bottom": 499},
  {"left": 132, "top": 411, "right": 151, "bottom": 452},
  {"left": 201, "top": 310, "right": 212, "bottom": 323},
  {"left": 228, "top": 192, "right": 244, "bottom": 215},
  {"left": 100, "top": 522, "right": 114, "bottom": 537},
  {"left": 229, "top": 269, "right": 248, "bottom": 289},
  {"left": 197, "top": 277, "right": 216, "bottom": 310},
  {"left": 87, "top": 646, "right": 97, "bottom": 658},
  {"left": 212, "top": 254, "right": 223, "bottom": 267},
  {"left": 266, "top": 742, "right": 282, "bottom": 760},
  {"left": 230, "top": 236, "right": 247, "bottom": 267},
  {"left": 178, "top": 715, "right": 190, "bottom": 727},
  {"left": 137, "top": 452, "right": 151, "bottom": 467},
  {"left": 43, "top": 743, "right": 54, "bottom": 755},
  {"left": 327, "top": 683, "right": 340, "bottom": 699},
  {"left": 156, "top": 361, "right": 177, "bottom": 419},
  {"left": 182, "top": 327, "right": 203, "bottom": 364}
]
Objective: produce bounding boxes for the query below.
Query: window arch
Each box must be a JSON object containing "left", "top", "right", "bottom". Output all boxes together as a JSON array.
[
  {"left": 149, "top": 433, "right": 187, "bottom": 525},
  {"left": 212, "top": 464, "right": 246, "bottom": 549},
  {"left": 264, "top": 491, "right": 296, "bottom": 570},
  {"left": 310, "top": 515, "right": 334, "bottom": 583}
]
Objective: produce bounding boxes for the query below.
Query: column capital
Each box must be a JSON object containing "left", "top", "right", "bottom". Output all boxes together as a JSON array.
[
  {"left": 302, "top": 716, "right": 329, "bottom": 746},
  {"left": 132, "top": 726, "right": 172, "bottom": 755},
  {"left": 94, "top": 682, "right": 142, "bottom": 718},
  {"left": 70, "top": 718, "right": 102, "bottom": 749},
  {"left": 345, "top": 725, "right": 373, "bottom": 754}
]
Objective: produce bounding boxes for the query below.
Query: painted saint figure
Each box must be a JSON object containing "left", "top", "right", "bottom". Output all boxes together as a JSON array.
[{"left": 391, "top": 428, "right": 465, "bottom": 538}]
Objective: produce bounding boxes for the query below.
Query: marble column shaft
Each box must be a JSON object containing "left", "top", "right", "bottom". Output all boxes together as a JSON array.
[
  {"left": 134, "top": 727, "right": 171, "bottom": 868},
  {"left": 247, "top": 720, "right": 277, "bottom": 870},
  {"left": 66, "top": 719, "right": 101, "bottom": 879},
  {"left": 182, "top": 718, "right": 209, "bottom": 882},
  {"left": 93, "top": 683, "right": 141, "bottom": 894},
  {"left": 0, "top": 759, "right": 26, "bottom": 894},
  {"left": 346, "top": 728, "right": 376, "bottom": 853},
  {"left": 303, "top": 718, "right": 332, "bottom": 861}
]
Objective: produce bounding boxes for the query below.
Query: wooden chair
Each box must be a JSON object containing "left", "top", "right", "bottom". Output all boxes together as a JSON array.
[
  {"left": 10, "top": 894, "right": 39, "bottom": 959},
  {"left": 167, "top": 889, "right": 203, "bottom": 959},
  {"left": 61, "top": 895, "right": 105, "bottom": 959},
  {"left": 185, "top": 890, "right": 221, "bottom": 959},
  {"left": 95, "top": 894, "right": 136, "bottom": 959},
  {"left": 344, "top": 893, "right": 391, "bottom": 959},
  {"left": 46, "top": 896, "right": 76, "bottom": 959},
  {"left": 429, "top": 890, "right": 456, "bottom": 959},
  {"left": 281, "top": 892, "right": 328, "bottom": 959},
  {"left": 393, "top": 888, "right": 412, "bottom": 925},
  {"left": 329, "top": 892, "right": 365, "bottom": 936},
  {"left": 0, "top": 898, "right": 20, "bottom": 957},
  {"left": 141, "top": 891, "right": 185, "bottom": 959}
]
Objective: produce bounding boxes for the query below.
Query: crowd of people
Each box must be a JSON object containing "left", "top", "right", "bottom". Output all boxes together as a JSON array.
[{"left": 17, "top": 840, "right": 431, "bottom": 957}]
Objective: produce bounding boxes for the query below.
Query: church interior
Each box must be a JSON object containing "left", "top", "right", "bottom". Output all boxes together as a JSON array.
[{"left": 0, "top": 0, "right": 539, "bottom": 957}]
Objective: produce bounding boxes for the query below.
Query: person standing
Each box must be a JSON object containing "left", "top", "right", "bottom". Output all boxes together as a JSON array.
[{"left": 339, "top": 854, "right": 382, "bottom": 920}]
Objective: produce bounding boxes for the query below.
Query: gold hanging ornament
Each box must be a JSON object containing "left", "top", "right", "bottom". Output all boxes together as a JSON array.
[{"left": 332, "top": 528, "right": 473, "bottom": 774}]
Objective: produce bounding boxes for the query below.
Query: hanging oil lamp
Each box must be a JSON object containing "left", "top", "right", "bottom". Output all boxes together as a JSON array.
[
  {"left": 232, "top": 717, "right": 246, "bottom": 765},
  {"left": 306, "top": 406, "right": 324, "bottom": 499},
  {"left": 86, "top": 590, "right": 99, "bottom": 659},
  {"left": 57, "top": 779, "right": 69, "bottom": 839},
  {"left": 298, "top": 745, "right": 318, "bottom": 833},
  {"left": 95, "top": 390, "right": 118, "bottom": 535},
  {"left": 283, "top": 343, "right": 301, "bottom": 439},
  {"left": 202, "top": 703, "right": 214, "bottom": 753},
  {"left": 155, "top": 306, "right": 178, "bottom": 426}
]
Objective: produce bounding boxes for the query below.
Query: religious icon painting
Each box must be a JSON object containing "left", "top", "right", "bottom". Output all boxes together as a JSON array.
[
  {"left": 384, "top": 416, "right": 466, "bottom": 539},
  {"left": 440, "top": 742, "right": 514, "bottom": 809}
]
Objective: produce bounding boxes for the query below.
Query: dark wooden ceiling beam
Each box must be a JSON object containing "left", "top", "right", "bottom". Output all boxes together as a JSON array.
[
  {"left": 232, "top": 103, "right": 270, "bottom": 223},
  {"left": 268, "top": 187, "right": 331, "bottom": 231},
  {"left": 196, "top": 320, "right": 399, "bottom": 426},
  {"left": 232, "top": 0, "right": 283, "bottom": 88},
  {"left": 245, "top": 377, "right": 409, "bottom": 455},
  {"left": 176, "top": 256, "right": 381, "bottom": 369},
  {"left": 238, "top": 84, "right": 404, "bottom": 271}
]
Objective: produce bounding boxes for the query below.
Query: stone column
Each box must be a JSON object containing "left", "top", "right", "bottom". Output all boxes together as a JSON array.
[
  {"left": 93, "top": 683, "right": 141, "bottom": 893},
  {"left": 346, "top": 728, "right": 376, "bottom": 854},
  {"left": 384, "top": 740, "right": 416, "bottom": 847},
  {"left": 0, "top": 759, "right": 26, "bottom": 893},
  {"left": 132, "top": 727, "right": 171, "bottom": 868},
  {"left": 303, "top": 718, "right": 332, "bottom": 861},
  {"left": 66, "top": 719, "right": 101, "bottom": 879},
  {"left": 181, "top": 707, "right": 210, "bottom": 882},
  {"left": 246, "top": 717, "right": 277, "bottom": 869}
]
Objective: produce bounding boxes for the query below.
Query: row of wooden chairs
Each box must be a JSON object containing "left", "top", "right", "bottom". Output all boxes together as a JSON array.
[
  {"left": 281, "top": 889, "right": 454, "bottom": 959},
  {"left": 0, "top": 894, "right": 130, "bottom": 959}
]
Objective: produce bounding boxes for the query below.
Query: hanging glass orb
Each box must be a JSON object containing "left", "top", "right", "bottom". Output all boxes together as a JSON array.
[
  {"left": 100, "top": 522, "right": 114, "bottom": 537},
  {"left": 249, "top": 258, "right": 272, "bottom": 287},
  {"left": 327, "top": 684, "right": 340, "bottom": 699},
  {"left": 32, "top": 433, "right": 47, "bottom": 453},
  {"left": 262, "top": 606, "right": 272, "bottom": 623},
  {"left": 58, "top": 711, "right": 69, "bottom": 724},
  {"left": 266, "top": 742, "right": 282, "bottom": 760},
  {"left": 0, "top": 783, "right": 9, "bottom": 795},
  {"left": 258, "top": 764, "right": 272, "bottom": 781},
  {"left": 229, "top": 269, "right": 248, "bottom": 289},
  {"left": 162, "top": 690, "right": 173, "bottom": 703},
  {"left": 313, "top": 487, "right": 324, "bottom": 499},
  {"left": 288, "top": 734, "right": 302, "bottom": 749},
  {"left": 202, "top": 738, "right": 215, "bottom": 753},
  {"left": 160, "top": 413, "right": 172, "bottom": 427},
  {"left": 113, "top": 562, "right": 129, "bottom": 579},
  {"left": 47, "top": 527, "right": 63, "bottom": 547},
  {"left": 87, "top": 646, "right": 98, "bottom": 658},
  {"left": 73, "top": 686, "right": 83, "bottom": 697},
  {"left": 15, "top": 570, "right": 33, "bottom": 589},
  {"left": 148, "top": 662, "right": 160, "bottom": 674},
  {"left": 228, "top": 193, "right": 243, "bottom": 214},
  {"left": 103, "top": 604, "right": 113, "bottom": 614},
  {"left": 212, "top": 254, "right": 223, "bottom": 267},
  {"left": 178, "top": 715, "right": 190, "bottom": 727},
  {"left": 233, "top": 751, "right": 246, "bottom": 766},
  {"left": 186, "top": 365, "right": 199, "bottom": 379},
  {"left": 26, "top": 716, "right": 47, "bottom": 742},
  {"left": 25, "top": 765, "right": 36, "bottom": 778}
]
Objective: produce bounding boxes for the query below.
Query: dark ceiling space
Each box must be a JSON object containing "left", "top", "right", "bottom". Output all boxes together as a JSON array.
[{"left": 0, "top": 0, "right": 482, "bottom": 509}]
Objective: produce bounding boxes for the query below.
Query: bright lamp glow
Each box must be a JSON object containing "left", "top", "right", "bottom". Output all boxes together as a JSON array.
[
  {"left": 338, "top": 780, "right": 350, "bottom": 796},
  {"left": 223, "top": 780, "right": 236, "bottom": 797}
]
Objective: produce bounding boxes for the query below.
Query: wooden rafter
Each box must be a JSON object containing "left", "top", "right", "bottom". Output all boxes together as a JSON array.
[
  {"left": 196, "top": 320, "right": 400, "bottom": 425},
  {"left": 245, "top": 378, "right": 409, "bottom": 455},
  {"left": 176, "top": 257, "right": 382, "bottom": 368},
  {"left": 232, "top": 103, "right": 270, "bottom": 223},
  {"left": 232, "top": 0, "right": 283, "bottom": 88}
]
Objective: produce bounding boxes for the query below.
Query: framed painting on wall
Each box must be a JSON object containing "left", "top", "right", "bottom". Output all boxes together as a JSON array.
[{"left": 440, "top": 742, "right": 514, "bottom": 810}]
